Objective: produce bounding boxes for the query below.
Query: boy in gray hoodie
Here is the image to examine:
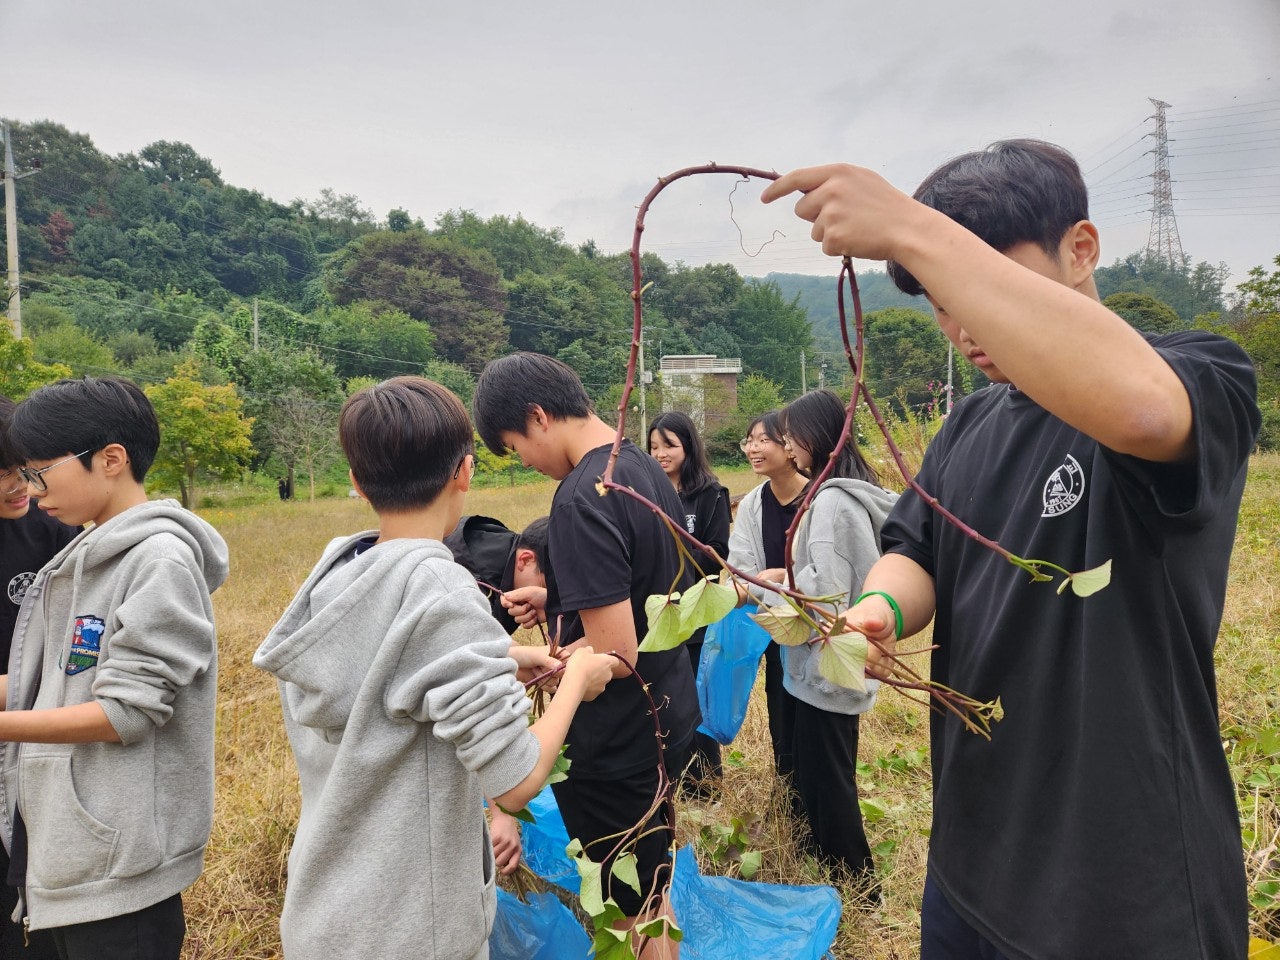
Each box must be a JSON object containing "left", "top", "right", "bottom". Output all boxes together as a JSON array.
[
  {"left": 0, "top": 376, "right": 229, "bottom": 960},
  {"left": 255, "top": 376, "right": 614, "bottom": 960}
]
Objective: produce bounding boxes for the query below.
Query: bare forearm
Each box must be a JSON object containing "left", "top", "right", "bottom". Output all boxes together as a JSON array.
[
  {"left": 894, "top": 217, "right": 1192, "bottom": 461},
  {"left": 0, "top": 701, "right": 122, "bottom": 744},
  {"left": 859, "top": 553, "right": 937, "bottom": 640},
  {"left": 578, "top": 600, "right": 639, "bottom": 677}
]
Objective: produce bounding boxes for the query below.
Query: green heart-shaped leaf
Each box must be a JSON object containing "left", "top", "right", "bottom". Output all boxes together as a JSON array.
[
  {"left": 750, "top": 602, "right": 813, "bottom": 647},
  {"left": 678, "top": 577, "right": 739, "bottom": 633},
  {"left": 611, "top": 852, "right": 642, "bottom": 896},
  {"left": 1060, "top": 558, "right": 1112, "bottom": 597},
  {"left": 817, "top": 629, "right": 868, "bottom": 692},
  {"left": 638, "top": 594, "right": 685, "bottom": 652}
]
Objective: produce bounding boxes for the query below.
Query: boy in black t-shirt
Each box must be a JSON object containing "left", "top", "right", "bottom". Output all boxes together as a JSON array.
[
  {"left": 473, "top": 353, "right": 699, "bottom": 956},
  {"left": 763, "top": 143, "right": 1258, "bottom": 960},
  {"left": 0, "top": 396, "right": 72, "bottom": 960}
]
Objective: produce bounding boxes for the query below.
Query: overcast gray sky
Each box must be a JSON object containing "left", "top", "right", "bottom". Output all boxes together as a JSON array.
[{"left": 4, "top": 0, "right": 1278, "bottom": 288}]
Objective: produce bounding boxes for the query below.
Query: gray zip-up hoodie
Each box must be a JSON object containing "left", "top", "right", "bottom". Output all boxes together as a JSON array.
[
  {"left": 253, "top": 533, "right": 540, "bottom": 960},
  {"left": 1, "top": 499, "right": 228, "bottom": 929},
  {"left": 783, "top": 478, "right": 899, "bottom": 715}
]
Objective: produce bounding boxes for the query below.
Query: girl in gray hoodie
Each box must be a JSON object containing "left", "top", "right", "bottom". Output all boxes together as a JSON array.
[{"left": 762, "top": 390, "right": 898, "bottom": 890}]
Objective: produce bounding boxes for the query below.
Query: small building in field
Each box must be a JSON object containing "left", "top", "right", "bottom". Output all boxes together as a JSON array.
[{"left": 658, "top": 355, "right": 742, "bottom": 432}]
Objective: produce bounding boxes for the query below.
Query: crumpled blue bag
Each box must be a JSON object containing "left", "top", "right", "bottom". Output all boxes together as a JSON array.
[
  {"left": 517, "top": 786, "right": 841, "bottom": 960},
  {"left": 519, "top": 786, "right": 579, "bottom": 893},
  {"left": 696, "top": 604, "right": 772, "bottom": 745},
  {"left": 670, "top": 846, "right": 841, "bottom": 960},
  {"left": 491, "top": 889, "right": 590, "bottom": 960}
]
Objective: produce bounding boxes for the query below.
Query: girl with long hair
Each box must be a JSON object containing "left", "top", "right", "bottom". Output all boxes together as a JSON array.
[
  {"left": 772, "top": 389, "right": 897, "bottom": 889},
  {"left": 649, "top": 411, "right": 729, "bottom": 792}
]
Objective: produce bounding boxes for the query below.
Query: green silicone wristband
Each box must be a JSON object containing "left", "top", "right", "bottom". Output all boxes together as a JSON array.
[{"left": 855, "top": 590, "right": 903, "bottom": 640}]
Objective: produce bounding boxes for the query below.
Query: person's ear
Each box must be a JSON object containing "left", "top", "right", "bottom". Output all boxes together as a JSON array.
[
  {"left": 1061, "top": 220, "right": 1100, "bottom": 288},
  {"left": 514, "top": 547, "right": 537, "bottom": 572},
  {"left": 527, "top": 404, "right": 551, "bottom": 432},
  {"left": 348, "top": 469, "right": 368, "bottom": 501},
  {"left": 99, "top": 443, "right": 131, "bottom": 478},
  {"left": 456, "top": 454, "right": 474, "bottom": 494}
]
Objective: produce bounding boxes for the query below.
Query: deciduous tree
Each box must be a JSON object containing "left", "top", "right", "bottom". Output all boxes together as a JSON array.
[{"left": 145, "top": 362, "right": 253, "bottom": 508}]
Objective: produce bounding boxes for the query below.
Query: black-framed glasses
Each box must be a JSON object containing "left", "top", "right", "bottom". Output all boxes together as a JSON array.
[{"left": 18, "top": 449, "right": 93, "bottom": 494}]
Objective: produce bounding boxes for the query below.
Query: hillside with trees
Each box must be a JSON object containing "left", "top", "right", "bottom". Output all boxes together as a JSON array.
[{"left": 1, "top": 119, "right": 1276, "bottom": 502}]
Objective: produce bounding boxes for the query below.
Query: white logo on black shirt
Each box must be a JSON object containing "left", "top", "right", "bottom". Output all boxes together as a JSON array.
[
  {"left": 685, "top": 513, "right": 697, "bottom": 534},
  {"left": 7, "top": 571, "right": 35, "bottom": 606},
  {"left": 1042, "top": 455, "right": 1085, "bottom": 517}
]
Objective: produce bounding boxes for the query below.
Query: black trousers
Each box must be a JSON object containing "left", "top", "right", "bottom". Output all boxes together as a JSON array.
[
  {"left": 49, "top": 894, "right": 184, "bottom": 960},
  {"left": 789, "top": 695, "right": 874, "bottom": 881},
  {"left": 763, "top": 642, "right": 796, "bottom": 779},
  {"left": 921, "top": 873, "right": 1013, "bottom": 960},
  {"left": 553, "top": 742, "right": 692, "bottom": 918},
  {"left": 0, "top": 848, "right": 56, "bottom": 960}
]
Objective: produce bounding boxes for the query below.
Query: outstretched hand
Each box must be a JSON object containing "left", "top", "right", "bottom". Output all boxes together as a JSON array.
[
  {"left": 561, "top": 647, "right": 614, "bottom": 701},
  {"left": 501, "top": 585, "right": 547, "bottom": 627},
  {"left": 842, "top": 595, "right": 898, "bottom": 680},
  {"left": 760, "top": 164, "right": 926, "bottom": 262},
  {"left": 508, "top": 643, "right": 560, "bottom": 685},
  {"left": 489, "top": 806, "right": 523, "bottom": 876}
]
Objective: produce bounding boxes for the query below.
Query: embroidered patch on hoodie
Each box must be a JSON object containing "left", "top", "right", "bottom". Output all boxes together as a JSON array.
[{"left": 66, "top": 616, "right": 105, "bottom": 675}]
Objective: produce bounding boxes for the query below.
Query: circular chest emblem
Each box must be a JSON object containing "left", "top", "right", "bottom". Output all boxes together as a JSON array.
[{"left": 7, "top": 571, "right": 36, "bottom": 606}]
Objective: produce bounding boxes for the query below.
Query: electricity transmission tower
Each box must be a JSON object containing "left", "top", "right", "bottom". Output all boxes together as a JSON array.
[{"left": 1143, "top": 98, "right": 1185, "bottom": 267}]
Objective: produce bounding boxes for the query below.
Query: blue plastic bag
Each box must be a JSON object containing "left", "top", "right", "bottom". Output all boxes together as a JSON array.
[
  {"left": 517, "top": 787, "right": 841, "bottom": 960},
  {"left": 696, "top": 604, "right": 772, "bottom": 744},
  {"left": 490, "top": 889, "right": 591, "bottom": 960},
  {"left": 519, "top": 786, "right": 579, "bottom": 894},
  {"left": 670, "top": 846, "right": 841, "bottom": 960}
]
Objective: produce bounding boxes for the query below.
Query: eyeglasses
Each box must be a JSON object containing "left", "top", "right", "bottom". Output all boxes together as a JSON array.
[
  {"left": 0, "top": 470, "right": 26, "bottom": 497},
  {"left": 738, "top": 435, "right": 778, "bottom": 453},
  {"left": 18, "top": 450, "right": 93, "bottom": 494}
]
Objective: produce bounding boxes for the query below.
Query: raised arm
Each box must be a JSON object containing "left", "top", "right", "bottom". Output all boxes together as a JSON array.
[{"left": 762, "top": 165, "right": 1193, "bottom": 463}]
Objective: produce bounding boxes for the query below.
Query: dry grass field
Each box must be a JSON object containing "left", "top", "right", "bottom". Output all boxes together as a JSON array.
[{"left": 183, "top": 456, "right": 1280, "bottom": 959}]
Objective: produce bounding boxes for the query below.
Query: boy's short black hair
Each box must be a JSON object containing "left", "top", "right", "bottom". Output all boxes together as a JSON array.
[
  {"left": 11, "top": 377, "right": 159, "bottom": 482},
  {"left": 515, "top": 516, "right": 551, "bottom": 575},
  {"left": 0, "top": 396, "right": 19, "bottom": 469},
  {"left": 472, "top": 352, "right": 592, "bottom": 455},
  {"left": 340, "top": 376, "right": 473, "bottom": 513},
  {"left": 888, "top": 139, "right": 1090, "bottom": 296}
]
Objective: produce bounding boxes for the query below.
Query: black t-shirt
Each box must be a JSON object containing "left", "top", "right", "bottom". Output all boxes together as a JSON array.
[
  {"left": 760, "top": 482, "right": 805, "bottom": 570},
  {"left": 678, "top": 483, "right": 730, "bottom": 579},
  {"left": 548, "top": 440, "right": 700, "bottom": 778},
  {"left": 0, "top": 506, "right": 80, "bottom": 661},
  {"left": 882, "top": 332, "right": 1258, "bottom": 960}
]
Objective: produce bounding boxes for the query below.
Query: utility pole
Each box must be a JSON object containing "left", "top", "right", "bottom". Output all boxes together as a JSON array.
[
  {"left": 253, "top": 297, "right": 260, "bottom": 351},
  {"left": 1144, "top": 99, "right": 1185, "bottom": 268},
  {"left": 800, "top": 349, "right": 807, "bottom": 394},
  {"left": 945, "top": 341, "right": 954, "bottom": 416},
  {"left": 3, "top": 121, "right": 41, "bottom": 339},
  {"left": 637, "top": 336, "right": 648, "bottom": 440}
]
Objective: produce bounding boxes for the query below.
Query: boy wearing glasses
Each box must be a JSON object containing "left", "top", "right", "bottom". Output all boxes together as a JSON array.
[
  {"left": 0, "top": 377, "right": 229, "bottom": 960},
  {"left": 0, "top": 396, "right": 75, "bottom": 960}
]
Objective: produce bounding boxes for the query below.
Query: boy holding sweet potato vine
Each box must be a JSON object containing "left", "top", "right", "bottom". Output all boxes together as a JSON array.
[{"left": 764, "top": 140, "right": 1258, "bottom": 960}]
